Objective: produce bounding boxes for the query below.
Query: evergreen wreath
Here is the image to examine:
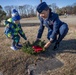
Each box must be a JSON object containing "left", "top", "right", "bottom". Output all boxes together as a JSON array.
[{"left": 22, "top": 40, "right": 46, "bottom": 55}]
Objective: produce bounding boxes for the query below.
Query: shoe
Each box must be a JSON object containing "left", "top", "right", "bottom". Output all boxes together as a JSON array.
[
  {"left": 53, "top": 43, "right": 59, "bottom": 51},
  {"left": 16, "top": 44, "right": 23, "bottom": 48},
  {"left": 10, "top": 46, "right": 18, "bottom": 51}
]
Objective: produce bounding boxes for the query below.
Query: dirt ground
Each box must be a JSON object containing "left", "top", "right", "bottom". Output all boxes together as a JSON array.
[{"left": 0, "top": 16, "right": 76, "bottom": 75}]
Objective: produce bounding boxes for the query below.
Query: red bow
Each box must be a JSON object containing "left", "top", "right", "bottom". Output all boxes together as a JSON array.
[{"left": 32, "top": 46, "right": 43, "bottom": 53}]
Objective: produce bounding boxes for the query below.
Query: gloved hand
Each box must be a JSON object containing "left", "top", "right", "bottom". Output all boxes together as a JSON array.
[
  {"left": 35, "top": 38, "right": 41, "bottom": 43},
  {"left": 25, "top": 40, "right": 30, "bottom": 44},
  {"left": 36, "top": 38, "right": 40, "bottom": 41},
  {"left": 7, "top": 33, "right": 12, "bottom": 39}
]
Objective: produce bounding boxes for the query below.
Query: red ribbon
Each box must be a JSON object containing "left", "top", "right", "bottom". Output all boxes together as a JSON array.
[{"left": 32, "top": 46, "right": 43, "bottom": 53}]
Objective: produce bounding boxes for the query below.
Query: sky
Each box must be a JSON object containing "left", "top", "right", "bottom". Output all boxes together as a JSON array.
[{"left": 0, "top": 0, "right": 76, "bottom": 8}]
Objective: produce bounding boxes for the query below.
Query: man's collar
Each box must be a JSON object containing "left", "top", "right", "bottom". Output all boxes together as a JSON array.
[{"left": 47, "top": 9, "right": 52, "bottom": 20}]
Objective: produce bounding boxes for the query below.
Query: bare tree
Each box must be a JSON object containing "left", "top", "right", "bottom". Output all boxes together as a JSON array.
[
  {"left": 72, "top": 6, "right": 76, "bottom": 14},
  {"left": 0, "top": 5, "right": 6, "bottom": 25},
  {"left": 51, "top": 3, "right": 58, "bottom": 13},
  {"left": 72, "top": 3, "right": 76, "bottom": 7},
  {"left": 19, "top": 6, "right": 24, "bottom": 16},
  {"left": 4, "top": 4, "right": 37, "bottom": 18},
  {"left": 23, "top": 5, "right": 27, "bottom": 17},
  {"left": 4, "top": 6, "right": 11, "bottom": 17}
]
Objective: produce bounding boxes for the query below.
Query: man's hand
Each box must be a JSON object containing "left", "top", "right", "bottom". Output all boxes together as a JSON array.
[
  {"left": 44, "top": 41, "right": 51, "bottom": 49},
  {"left": 44, "top": 38, "right": 53, "bottom": 49}
]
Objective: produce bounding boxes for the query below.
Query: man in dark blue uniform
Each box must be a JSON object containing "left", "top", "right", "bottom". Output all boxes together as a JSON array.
[{"left": 36, "top": 2, "right": 69, "bottom": 50}]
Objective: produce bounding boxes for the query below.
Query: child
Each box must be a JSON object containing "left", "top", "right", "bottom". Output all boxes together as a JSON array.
[
  {"left": 36, "top": 2, "right": 69, "bottom": 50},
  {"left": 4, "top": 9, "right": 27, "bottom": 50}
]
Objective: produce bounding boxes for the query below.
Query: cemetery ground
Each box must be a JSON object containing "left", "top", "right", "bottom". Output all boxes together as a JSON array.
[{"left": 0, "top": 15, "right": 76, "bottom": 75}]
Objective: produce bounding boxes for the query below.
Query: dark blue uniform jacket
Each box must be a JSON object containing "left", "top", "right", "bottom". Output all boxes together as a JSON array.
[{"left": 37, "top": 9, "right": 66, "bottom": 40}]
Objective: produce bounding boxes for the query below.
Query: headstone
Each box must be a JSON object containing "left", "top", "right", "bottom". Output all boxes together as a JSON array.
[
  {"left": 0, "top": 72, "right": 3, "bottom": 75},
  {"left": 28, "top": 58, "right": 63, "bottom": 75}
]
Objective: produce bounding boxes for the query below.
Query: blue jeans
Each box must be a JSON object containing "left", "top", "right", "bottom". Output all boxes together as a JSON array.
[{"left": 47, "top": 23, "right": 68, "bottom": 43}]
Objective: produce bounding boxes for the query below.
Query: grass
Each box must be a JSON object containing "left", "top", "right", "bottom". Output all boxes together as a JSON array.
[{"left": 0, "top": 17, "right": 76, "bottom": 75}]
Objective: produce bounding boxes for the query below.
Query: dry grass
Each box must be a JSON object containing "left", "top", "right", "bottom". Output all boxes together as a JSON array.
[{"left": 0, "top": 16, "right": 76, "bottom": 75}]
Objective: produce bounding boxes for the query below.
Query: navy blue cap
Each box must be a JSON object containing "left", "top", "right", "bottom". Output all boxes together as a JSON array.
[
  {"left": 11, "top": 9, "right": 21, "bottom": 21},
  {"left": 36, "top": 2, "right": 49, "bottom": 13}
]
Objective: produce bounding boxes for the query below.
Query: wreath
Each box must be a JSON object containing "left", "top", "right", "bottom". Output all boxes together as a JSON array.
[{"left": 22, "top": 40, "right": 46, "bottom": 54}]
